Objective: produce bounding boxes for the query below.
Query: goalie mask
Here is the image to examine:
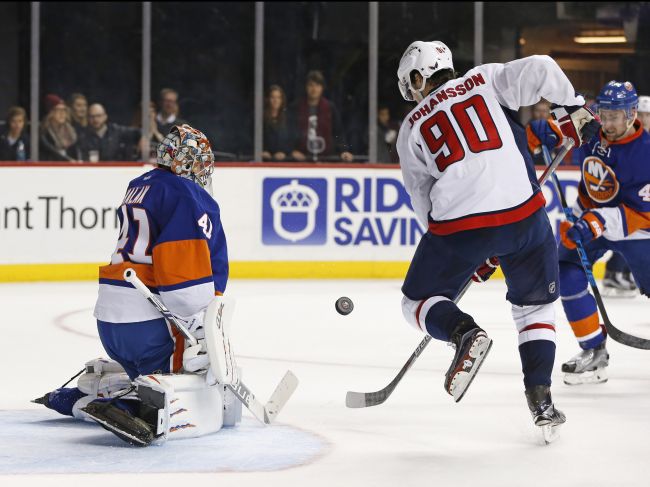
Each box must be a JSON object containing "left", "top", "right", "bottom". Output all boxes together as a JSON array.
[
  {"left": 397, "top": 40, "right": 454, "bottom": 102},
  {"left": 157, "top": 124, "right": 215, "bottom": 188}
]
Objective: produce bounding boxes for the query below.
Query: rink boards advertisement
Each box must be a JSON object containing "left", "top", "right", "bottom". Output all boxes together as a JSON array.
[{"left": 0, "top": 164, "right": 582, "bottom": 281}]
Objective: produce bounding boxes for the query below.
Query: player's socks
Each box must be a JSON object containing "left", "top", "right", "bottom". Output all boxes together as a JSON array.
[
  {"left": 422, "top": 299, "right": 473, "bottom": 341},
  {"left": 519, "top": 340, "right": 555, "bottom": 388},
  {"left": 560, "top": 263, "right": 604, "bottom": 349}
]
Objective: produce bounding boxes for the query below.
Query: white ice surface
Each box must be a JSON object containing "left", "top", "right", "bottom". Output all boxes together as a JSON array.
[{"left": 1, "top": 279, "right": 649, "bottom": 486}]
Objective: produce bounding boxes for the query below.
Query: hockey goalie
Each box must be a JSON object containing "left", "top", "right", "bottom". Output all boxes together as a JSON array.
[{"left": 33, "top": 125, "right": 243, "bottom": 446}]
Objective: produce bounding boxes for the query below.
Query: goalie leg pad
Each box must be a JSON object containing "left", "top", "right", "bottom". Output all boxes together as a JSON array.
[
  {"left": 135, "top": 373, "right": 228, "bottom": 443},
  {"left": 204, "top": 295, "right": 238, "bottom": 385},
  {"left": 77, "top": 358, "right": 133, "bottom": 399}
]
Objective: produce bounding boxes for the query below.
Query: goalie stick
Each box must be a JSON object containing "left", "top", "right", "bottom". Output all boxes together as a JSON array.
[
  {"left": 346, "top": 139, "right": 574, "bottom": 409},
  {"left": 123, "top": 268, "right": 299, "bottom": 424},
  {"left": 541, "top": 145, "right": 650, "bottom": 350}
]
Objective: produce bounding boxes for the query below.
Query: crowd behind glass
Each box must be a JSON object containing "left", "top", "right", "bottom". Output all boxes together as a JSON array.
[
  {"left": 0, "top": 68, "right": 404, "bottom": 164},
  {"left": 1, "top": 73, "right": 649, "bottom": 166}
]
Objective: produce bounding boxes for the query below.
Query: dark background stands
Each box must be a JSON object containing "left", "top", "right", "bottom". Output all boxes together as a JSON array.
[
  {"left": 78, "top": 103, "right": 141, "bottom": 161},
  {"left": 0, "top": 106, "right": 29, "bottom": 161},
  {"left": 39, "top": 94, "right": 80, "bottom": 162},
  {"left": 263, "top": 85, "right": 291, "bottom": 161},
  {"left": 290, "top": 70, "right": 353, "bottom": 162}
]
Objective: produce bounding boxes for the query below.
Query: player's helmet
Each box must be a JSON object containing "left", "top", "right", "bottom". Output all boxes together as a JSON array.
[
  {"left": 638, "top": 95, "right": 650, "bottom": 114},
  {"left": 596, "top": 80, "right": 638, "bottom": 119},
  {"left": 156, "top": 124, "right": 215, "bottom": 188},
  {"left": 397, "top": 40, "right": 454, "bottom": 102}
]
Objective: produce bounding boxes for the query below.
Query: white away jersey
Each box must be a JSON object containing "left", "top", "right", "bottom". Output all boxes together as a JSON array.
[{"left": 397, "top": 55, "right": 584, "bottom": 235}]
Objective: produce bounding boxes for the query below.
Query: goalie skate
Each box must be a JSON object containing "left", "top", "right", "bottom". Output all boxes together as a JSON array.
[
  {"left": 525, "top": 385, "right": 565, "bottom": 444},
  {"left": 562, "top": 341, "right": 609, "bottom": 386},
  {"left": 444, "top": 322, "right": 492, "bottom": 403}
]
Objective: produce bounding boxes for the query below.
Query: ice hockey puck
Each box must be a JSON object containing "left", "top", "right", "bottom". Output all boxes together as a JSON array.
[{"left": 335, "top": 297, "right": 354, "bottom": 315}]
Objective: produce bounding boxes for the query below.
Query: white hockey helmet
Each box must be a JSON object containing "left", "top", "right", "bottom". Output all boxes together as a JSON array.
[
  {"left": 157, "top": 124, "right": 215, "bottom": 188},
  {"left": 397, "top": 40, "right": 454, "bottom": 102},
  {"left": 638, "top": 96, "right": 650, "bottom": 114}
]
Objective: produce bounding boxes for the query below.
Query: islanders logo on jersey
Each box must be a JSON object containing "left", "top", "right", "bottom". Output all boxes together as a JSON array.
[
  {"left": 262, "top": 178, "right": 327, "bottom": 245},
  {"left": 582, "top": 156, "right": 619, "bottom": 203}
]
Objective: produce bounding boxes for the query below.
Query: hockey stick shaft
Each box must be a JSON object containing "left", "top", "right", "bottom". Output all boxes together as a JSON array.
[
  {"left": 346, "top": 140, "right": 574, "bottom": 409},
  {"left": 123, "top": 268, "right": 298, "bottom": 422},
  {"left": 541, "top": 146, "right": 650, "bottom": 350}
]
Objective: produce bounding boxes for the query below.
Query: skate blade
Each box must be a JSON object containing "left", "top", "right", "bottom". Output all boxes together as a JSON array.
[
  {"left": 540, "top": 423, "right": 562, "bottom": 444},
  {"left": 450, "top": 337, "right": 493, "bottom": 403},
  {"left": 563, "top": 367, "right": 608, "bottom": 386}
]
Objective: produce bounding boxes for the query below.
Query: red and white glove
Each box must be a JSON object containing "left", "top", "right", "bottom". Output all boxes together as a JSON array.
[
  {"left": 551, "top": 104, "right": 601, "bottom": 147},
  {"left": 472, "top": 257, "right": 500, "bottom": 283}
]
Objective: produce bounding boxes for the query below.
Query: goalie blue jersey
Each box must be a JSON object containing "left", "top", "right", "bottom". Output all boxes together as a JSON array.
[{"left": 94, "top": 167, "right": 229, "bottom": 324}]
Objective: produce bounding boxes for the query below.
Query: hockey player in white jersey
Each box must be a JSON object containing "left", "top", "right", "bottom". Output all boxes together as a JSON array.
[{"left": 396, "top": 41, "right": 599, "bottom": 440}]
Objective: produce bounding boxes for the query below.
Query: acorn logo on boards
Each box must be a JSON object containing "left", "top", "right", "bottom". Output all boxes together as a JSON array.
[{"left": 262, "top": 178, "right": 327, "bottom": 245}]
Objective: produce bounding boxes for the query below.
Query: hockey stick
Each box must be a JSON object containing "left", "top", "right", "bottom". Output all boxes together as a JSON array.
[
  {"left": 123, "top": 268, "right": 299, "bottom": 424},
  {"left": 541, "top": 145, "right": 650, "bottom": 350},
  {"left": 346, "top": 140, "right": 574, "bottom": 409}
]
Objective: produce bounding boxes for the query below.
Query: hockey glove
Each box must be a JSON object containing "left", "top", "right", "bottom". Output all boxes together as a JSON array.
[
  {"left": 183, "top": 340, "right": 210, "bottom": 373},
  {"left": 560, "top": 211, "right": 606, "bottom": 249},
  {"left": 551, "top": 104, "right": 601, "bottom": 147},
  {"left": 179, "top": 310, "right": 206, "bottom": 340},
  {"left": 472, "top": 257, "right": 500, "bottom": 283},
  {"left": 526, "top": 119, "right": 562, "bottom": 154}
]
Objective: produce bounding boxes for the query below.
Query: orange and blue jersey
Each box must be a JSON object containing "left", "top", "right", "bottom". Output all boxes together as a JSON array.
[
  {"left": 94, "top": 167, "right": 228, "bottom": 324},
  {"left": 572, "top": 121, "right": 650, "bottom": 239},
  {"left": 559, "top": 121, "right": 650, "bottom": 349}
]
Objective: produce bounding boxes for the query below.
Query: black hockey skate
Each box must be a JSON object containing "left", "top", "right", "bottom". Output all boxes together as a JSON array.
[
  {"left": 602, "top": 269, "right": 637, "bottom": 298},
  {"left": 525, "top": 385, "right": 566, "bottom": 444},
  {"left": 562, "top": 340, "right": 609, "bottom": 386},
  {"left": 82, "top": 400, "right": 155, "bottom": 447},
  {"left": 444, "top": 318, "right": 492, "bottom": 402}
]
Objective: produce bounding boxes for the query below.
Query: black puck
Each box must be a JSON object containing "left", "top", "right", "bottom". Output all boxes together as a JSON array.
[{"left": 335, "top": 296, "right": 354, "bottom": 315}]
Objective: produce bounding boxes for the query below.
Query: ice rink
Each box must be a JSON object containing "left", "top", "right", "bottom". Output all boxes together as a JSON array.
[{"left": 2, "top": 278, "right": 649, "bottom": 487}]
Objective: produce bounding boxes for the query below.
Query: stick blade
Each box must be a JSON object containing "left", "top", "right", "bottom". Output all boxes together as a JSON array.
[
  {"left": 345, "top": 390, "right": 387, "bottom": 408},
  {"left": 264, "top": 370, "right": 299, "bottom": 424}
]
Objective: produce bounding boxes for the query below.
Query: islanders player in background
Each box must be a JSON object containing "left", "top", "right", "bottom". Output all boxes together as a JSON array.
[
  {"left": 529, "top": 81, "right": 650, "bottom": 385},
  {"left": 34, "top": 124, "right": 235, "bottom": 443},
  {"left": 396, "top": 40, "right": 599, "bottom": 438}
]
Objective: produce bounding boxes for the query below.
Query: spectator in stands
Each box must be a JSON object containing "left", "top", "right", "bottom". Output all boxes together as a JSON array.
[
  {"left": 132, "top": 100, "right": 164, "bottom": 162},
  {"left": 376, "top": 105, "right": 399, "bottom": 164},
  {"left": 263, "top": 85, "right": 291, "bottom": 161},
  {"left": 637, "top": 96, "right": 650, "bottom": 132},
  {"left": 39, "top": 94, "right": 79, "bottom": 162},
  {"left": 78, "top": 103, "right": 141, "bottom": 161},
  {"left": 531, "top": 99, "right": 551, "bottom": 121},
  {"left": 68, "top": 93, "right": 88, "bottom": 131},
  {"left": 0, "top": 106, "right": 29, "bottom": 161},
  {"left": 290, "top": 70, "right": 353, "bottom": 162},
  {"left": 156, "top": 88, "right": 188, "bottom": 136}
]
